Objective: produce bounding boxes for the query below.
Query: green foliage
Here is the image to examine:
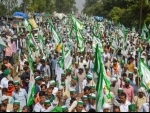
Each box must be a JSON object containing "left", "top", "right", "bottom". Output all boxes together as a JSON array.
[
  {"left": 108, "top": 7, "right": 125, "bottom": 25},
  {"left": 1, "top": 0, "right": 76, "bottom": 15},
  {"left": 0, "top": 3, "right": 7, "bottom": 15},
  {"left": 83, "top": 0, "right": 150, "bottom": 29},
  {"left": 55, "top": 0, "right": 76, "bottom": 13}
]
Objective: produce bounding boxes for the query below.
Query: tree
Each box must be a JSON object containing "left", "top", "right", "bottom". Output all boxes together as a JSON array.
[
  {"left": 0, "top": 2, "right": 7, "bottom": 16},
  {"left": 83, "top": 0, "right": 150, "bottom": 30},
  {"left": 27, "top": 0, "right": 46, "bottom": 13},
  {"left": 45, "top": 0, "right": 55, "bottom": 13},
  {"left": 55, "top": 0, "right": 76, "bottom": 13},
  {"left": 108, "top": 7, "right": 125, "bottom": 24}
]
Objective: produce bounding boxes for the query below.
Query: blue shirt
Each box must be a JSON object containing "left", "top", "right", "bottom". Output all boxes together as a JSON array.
[{"left": 12, "top": 88, "right": 27, "bottom": 109}]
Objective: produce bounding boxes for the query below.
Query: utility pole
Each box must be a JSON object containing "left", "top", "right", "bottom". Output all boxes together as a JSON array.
[
  {"left": 139, "top": 0, "right": 143, "bottom": 33},
  {"left": 23, "top": 0, "right": 26, "bottom": 13}
]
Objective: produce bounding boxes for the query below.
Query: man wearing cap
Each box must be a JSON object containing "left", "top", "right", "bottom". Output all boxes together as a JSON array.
[
  {"left": 40, "top": 59, "right": 51, "bottom": 77},
  {"left": 0, "top": 69, "right": 10, "bottom": 88},
  {"left": 103, "top": 103, "right": 111, "bottom": 112},
  {"left": 72, "top": 62, "right": 79, "bottom": 76},
  {"left": 113, "top": 88, "right": 124, "bottom": 106},
  {"left": 79, "top": 56, "right": 85, "bottom": 67},
  {"left": 81, "top": 95, "right": 89, "bottom": 111},
  {"left": 43, "top": 74, "right": 50, "bottom": 88},
  {"left": 55, "top": 60, "right": 64, "bottom": 87},
  {"left": 66, "top": 69, "right": 72, "bottom": 86},
  {"left": 49, "top": 80, "right": 58, "bottom": 95},
  {"left": 128, "top": 104, "right": 136, "bottom": 112},
  {"left": 75, "top": 101, "right": 86, "bottom": 112},
  {"left": 58, "top": 73, "right": 67, "bottom": 88},
  {"left": 12, "top": 100, "right": 21, "bottom": 112},
  {"left": 44, "top": 100, "right": 51, "bottom": 110},
  {"left": 82, "top": 73, "right": 95, "bottom": 91},
  {"left": 110, "top": 77, "right": 119, "bottom": 96},
  {"left": 51, "top": 54, "right": 57, "bottom": 79},
  {"left": 62, "top": 105, "right": 68, "bottom": 112},
  {"left": 1, "top": 95, "right": 13, "bottom": 111},
  {"left": 46, "top": 88, "right": 55, "bottom": 103},
  {"left": 77, "top": 66, "right": 86, "bottom": 93},
  {"left": 123, "top": 78, "right": 134, "bottom": 103},
  {"left": 132, "top": 87, "right": 146, "bottom": 112},
  {"left": 65, "top": 88, "right": 77, "bottom": 107},
  {"left": 88, "top": 93, "right": 96, "bottom": 110},
  {"left": 33, "top": 91, "right": 46, "bottom": 112},
  {"left": 68, "top": 76, "right": 80, "bottom": 94},
  {"left": 35, "top": 76, "right": 43, "bottom": 90},
  {"left": 12, "top": 81, "right": 27, "bottom": 109}
]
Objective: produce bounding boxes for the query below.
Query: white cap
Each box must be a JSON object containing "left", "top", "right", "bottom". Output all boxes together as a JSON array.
[
  {"left": 110, "top": 77, "right": 117, "bottom": 83},
  {"left": 58, "top": 86, "right": 63, "bottom": 90},
  {"left": 141, "top": 55, "right": 145, "bottom": 59},
  {"left": 138, "top": 87, "right": 145, "bottom": 93},
  {"left": 103, "top": 103, "right": 111, "bottom": 110},
  {"left": 78, "top": 66, "right": 84, "bottom": 69},
  {"left": 1, "top": 95, "right": 8, "bottom": 101}
]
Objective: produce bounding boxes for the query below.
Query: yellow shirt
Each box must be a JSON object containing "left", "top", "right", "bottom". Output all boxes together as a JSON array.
[
  {"left": 125, "top": 63, "right": 134, "bottom": 73},
  {"left": 132, "top": 96, "right": 147, "bottom": 112}
]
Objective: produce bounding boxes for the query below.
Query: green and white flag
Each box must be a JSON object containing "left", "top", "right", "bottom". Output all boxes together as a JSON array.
[
  {"left": 23, "top": 19, "right": 32, "bottom": 32},
  {"left": 92, "top": 35, "right": 103, "bottom": 53},
  {"left": 142, "top": 23, "right": 149, "bottom": 33},
  {"left": 27, "top": 33, "right": 39, "bottom": 51},
  {"left": 94, "top": 44, "right": 105, "bottom": 112},
  {"left": 71, "top": 15, "right": 83, "bottom": 30},
  {"left": 64, "top": 49, "right": 72, "bottom": 70},
  {"left": 51, "top": 27, "right": 61, "bottom": 45},
  {"left": 140, "top": 60, "right": 150, "bottom": 90},
  {"left": 57, "top": 45, "right": 65, "bottom": 69},
  {"left": 27, "top": 79, "right": 36, "bottom": 106},
  {"left": 38, "top": 35, "right": 44, "bottom": 54},
  {"left": 76, "top": 30, "right": 84, "bottom": 52}
]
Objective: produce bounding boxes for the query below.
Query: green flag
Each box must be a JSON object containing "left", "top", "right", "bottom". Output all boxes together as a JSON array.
[
  {"left": 51, "top": 27, "right": 61, "bottom": 45},
  {"left": 76, "top": 30, "right": 84, "bottom": 52},
  {"left": 23, "top": 19, "right": 32, "bottom": 32},
  {"left": 27, "top": 80, "right": 36, "bottom": 106},
  {"left": 94, "top": 44, "right": 105, "bottom": 112},
  {"left": 139, "top": 60, "right": 150, "bottom": 90}
]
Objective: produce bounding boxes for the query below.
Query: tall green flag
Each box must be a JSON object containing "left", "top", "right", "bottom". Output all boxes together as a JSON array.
[
  {"left": 51, "top": 27, "right": 61, "bottom": 45},
  {"left": 76, "top": 30, "right": 84, "bottom": 52},
  {"left": 139, "top": 60, "right": 150, "bottom": 90},
  {"left": 94, "top": 44, "right": 105, "bottom": 112}
]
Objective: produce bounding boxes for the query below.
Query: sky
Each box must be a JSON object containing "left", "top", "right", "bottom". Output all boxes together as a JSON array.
[
  {"left": 18, "top": 0, "right": 85, "bottom": 11},
  {"left": 75, "top": 0, "right": 85, "bottom": 11}
]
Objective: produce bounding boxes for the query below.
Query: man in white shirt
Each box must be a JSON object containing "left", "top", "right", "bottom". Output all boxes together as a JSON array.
[
  {"left": 1, "top": 69, "right": 10, "bottom": 88},
  {"left": 120, "top": 92, "right": 131, "bottom": 112},
  {"left": 33, "top": 91, "right": 46, "bottom": 112}
]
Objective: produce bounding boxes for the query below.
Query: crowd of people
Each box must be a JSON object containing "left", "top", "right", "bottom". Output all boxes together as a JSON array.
[{"left": 0, "top": 13, "right": 149, "bottom": 112}]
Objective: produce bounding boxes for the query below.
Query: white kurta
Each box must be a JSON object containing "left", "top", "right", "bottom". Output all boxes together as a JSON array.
[
  {"left": 55, "top": 63, "right": 64, "bottom": 81},
  {"left": 1, "top": 77, "right": 9, "bottom": 88},
  {"left": 120, "top": 100, "right": 131, "bottom": 112}
]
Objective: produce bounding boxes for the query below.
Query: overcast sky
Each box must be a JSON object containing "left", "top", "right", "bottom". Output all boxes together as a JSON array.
[
  {"left": 18, "top": 0, "right": 85, "bottom": 11},
  {"left": 75, "top": 0, "right": 85, "bottom": 11}
]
